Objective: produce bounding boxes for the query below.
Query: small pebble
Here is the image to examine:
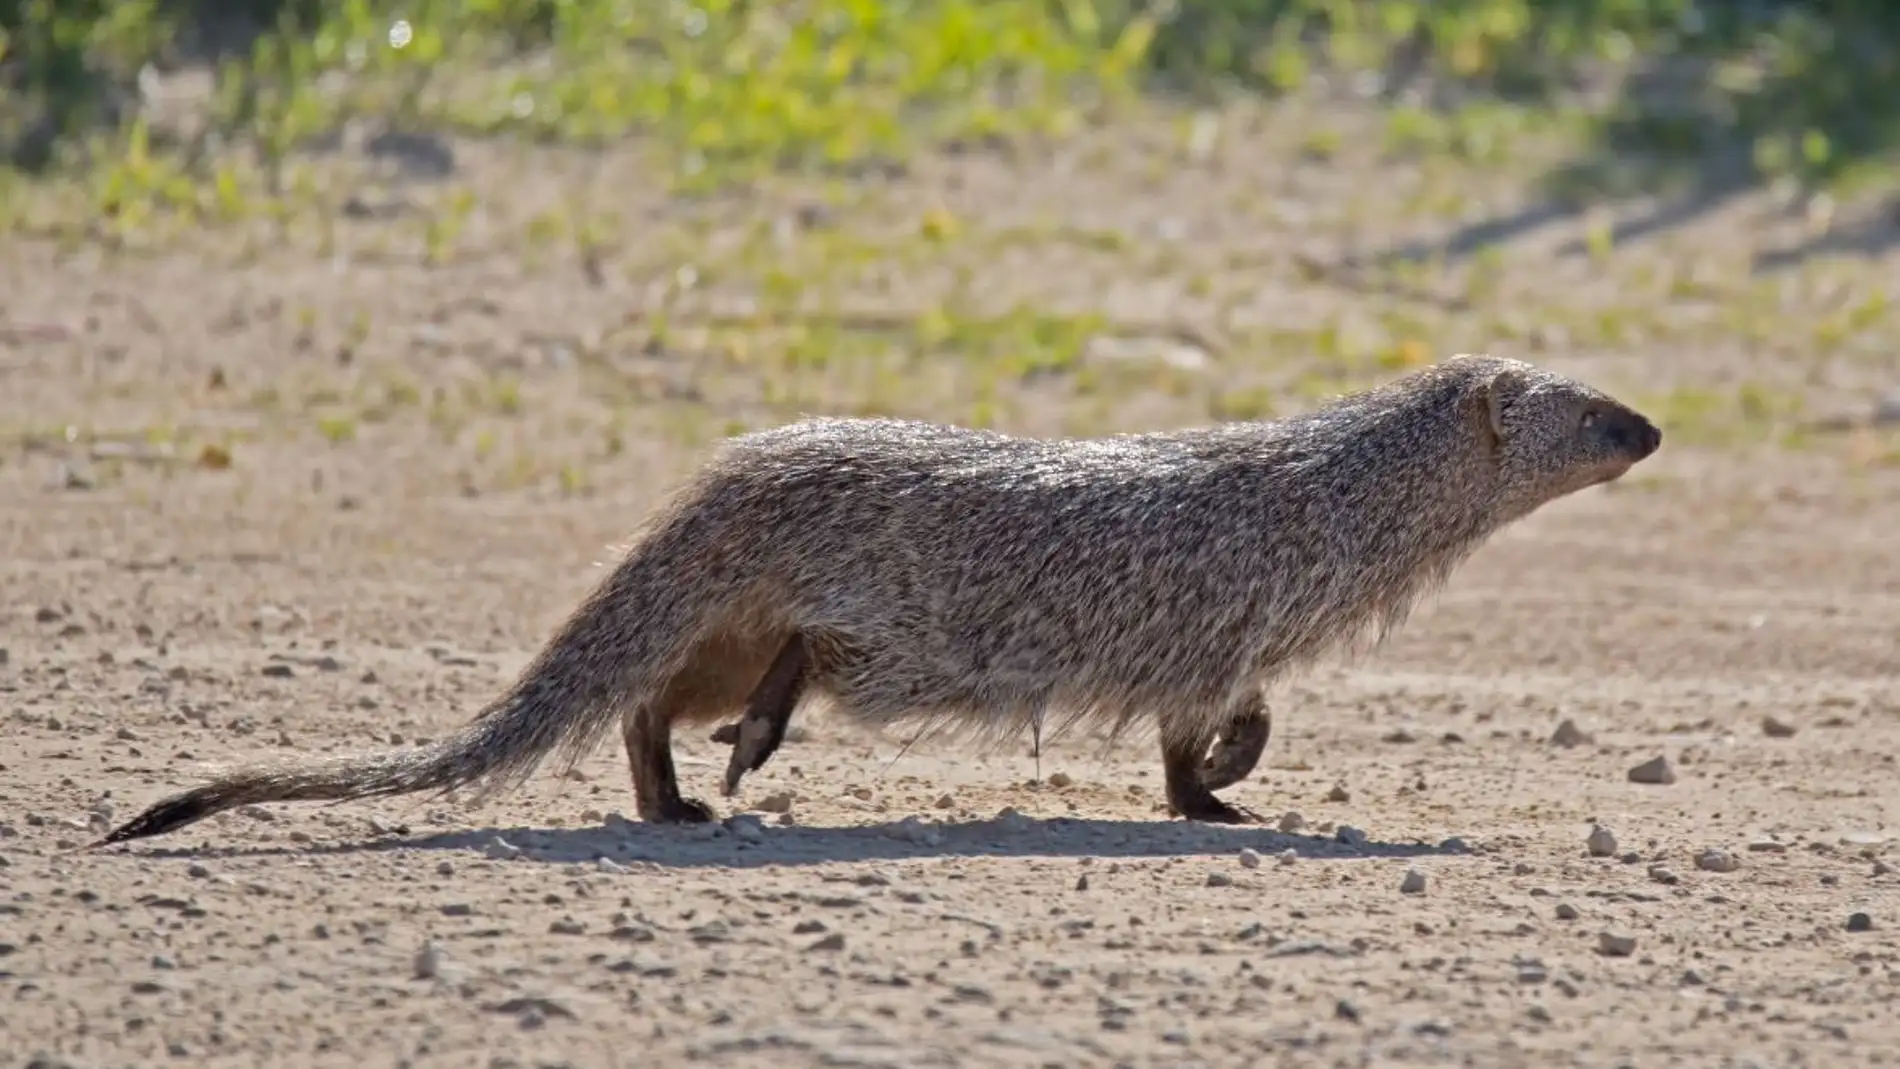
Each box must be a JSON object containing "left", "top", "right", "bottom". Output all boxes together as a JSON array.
[
  {"left": 1277, "top": 811, "right": 1306, "bottom": 833},
  {"left": 1873, "top": 860, "right": 1893, "bottom": 877},
  {"left": 485, "top": 837, "right": 523, "bottom": 861},
  {"left": 1847, "top": 912, "right": 1874, "bottom": 932},
  {"left": 436, "top": 860, "right": 454, "bottom": 877},
  {"left": 806, "top": 933, "right": 847, "bottom": 953},
  {"left": 1549, "top": 719, "right": 1591, "bottom": 747},
  {"left": 1695, "top": 849, "right": 1739, "bottom": 873},
  {"left": 1206, "top": 871, "right": 1233, "bottom": 888},
  {"left": 1761, "top": 715, "right": 1798, "bottom": 738},
  {"left": 1335, "top": 825, "right": 1368, "bottom": 848},
  {"left": 1334, "top": 999, "right": 1360, "bottom": 1022},
  {"left": 933, "top": 793, "right": 955, "bottom": 809},
  {"left": 1586, "top": 825, "right": 1618, "bottom": 857},
  {"left": 757, "top": 791, "right": 795, "bottom": 814},
  {"left": 1399, "top": 868, "right": 1427, "bottom": 895},
  {"left": 724, "top": 814, "right": 766, "bottom": 843},
  {"left": 413, "top": 941, "right": 444, "bottom": 980},
  {"left": 1074, "top": 873, "right": 1089, "bottom": 891},
  {"left": 1647, "top": 864, "right": 1679, "bottom": 886},
  {"left": 1747, "top": 838, "right": 1788, "bottom": 854},
  {"left": 1325, "top": 784, "right": 1351, "bottom": 803},
  {"left": 1628, "top": 756, "right": 1676, "bottom": 785},
  {"left": 1278, "top": 848, "right": 1298, "bottom": 866},
  {"left": 1597, "top": 932, "right": 1637, "bottom": 957},
  {"left": 1235, "top": 848, "right": 1263, "bottom": 870},
  {"left": 1554, "top": 903, "right": 1579, "bottom": 921},
  {"left": 1046, "top": 771, "right": 1073, "bottom": 788}
]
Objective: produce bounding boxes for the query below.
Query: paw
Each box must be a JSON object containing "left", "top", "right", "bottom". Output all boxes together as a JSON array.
[
  {"left": 718, "top": 715, "right": 787, "bottom": 797},
  {"left": 643, "top": 796, "right": 719, "bottom": 824},
  {"left": 1168, "top": 796, "right": 1263, "bottom": 825}
]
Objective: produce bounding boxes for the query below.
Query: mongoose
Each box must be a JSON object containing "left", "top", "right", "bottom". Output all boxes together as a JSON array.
[{"left": 94, "top": 354, "right": 1660, "bottom": 847}]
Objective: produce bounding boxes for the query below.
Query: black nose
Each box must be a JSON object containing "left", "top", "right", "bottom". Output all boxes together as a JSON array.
[{"left": 1615, "top": 413, "right": 1661, "bottom": 458}]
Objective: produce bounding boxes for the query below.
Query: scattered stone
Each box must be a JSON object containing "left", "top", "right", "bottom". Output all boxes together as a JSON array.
[
  {"left": 1237, "top": 848, "right": 1262, "bottom": 870},
  {"left": 436, "top": 860, "right": 454, "bottom": 877},
  {"left": 1554, "top": 903, "right": 1579, "bottom": 921},
  {"left": 1046, "top": 771, "right": 1073, "bottom": 788},
  {"left": 596, "top": 858, "right": 626, "bottom": 874},
  {"left": 1647, "top": 864, "right": 1680, "bottom": 886},
  {"left": 1206, "top": 872, "right": 1233, "bottom": 888},
  {"left": 549, "top": 916, "right": 586, "bottom": 935},
  {"left": 1277, "top": 811, "right": 1306, "bottom": 833},
  {"left": 413, "top": 941, "right": 444, "bottom": 980},
  {"left": 806, "top": 932, "right": 847, "bottom": 953},
  {"left": 993, "top": 807, "right": 1036, "bottom": 834},
  {"left": 1761, "top": 715, "right": 1798, "bottom": 738},
  {"left": 1847, "top": 912, "right": 1874, "bottom": 933},
  {"left": 1074, "top": 873, "right": 1089, "bottom": 891},
  {"left": 888, "top": 815, "right": 943, "bottom": 847},
  {"left": 1334, "top": 999, "right": 1360, "bottom": 1023},
  {"left": 933, "top": 793, "right": 955, "bottom": 809},
  {"left": 485, "top": 837, "right": 523, "bottom": 861},
  {"left": 1628, "top": 756, "right": 1676, "bottom": 785},
  {"left": 724, "top": 814, "right": 766, "bottom": 843},
  {"left": 1873, "top": 860, "right": 1893, "bottom": 877},
  {"left": 1278, "top": 848, "right": 1298, "bottom": 866},
  {"left": 1695, "top": 849, "right": 1739, "bottom": 873},
  {"left": 757, "top": 791, "right": 795, "bottom": 814},
  {"left": 1335, "top": 825, "right": 1368, "bottom": 848},
  {"left": 1399, "top": 868, "right": 1427, "bottom": 895},
  {"left": 1325, "top": 784, "right": 1351, "bottom": 803},
  {"left": 1586, "top": 825, "right": 1618, "bottom": 857},
  {"left": 186, "top": 862, "right": 211, "bottom": 878},
  {"left": 1747, "top": 838, "right": 1788, "bottom": 854},
  {"left": 1681, "top": 968, "right": 1705, "bottom": 986},
  {"left": 1515, "top": 960, "right": 1549, "bottom": 984},
  {"left": 1549, "top": 719, "right": 1591, "bottom": 747},
  {"left": 260, "top": 664, "right": 295, "bottom": 679},
  {"left": 1597, "top": 932, "right": 1637, "bottom": 957}
]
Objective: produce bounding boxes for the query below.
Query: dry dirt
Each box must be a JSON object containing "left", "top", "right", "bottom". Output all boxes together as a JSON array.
[{"left": 3, "top": 105, "right": 1900, "bottom": 1069}]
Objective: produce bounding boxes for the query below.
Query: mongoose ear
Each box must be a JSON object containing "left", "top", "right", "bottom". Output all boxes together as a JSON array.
[{"left": 1472, "top": 368, "right": 1522, "bottom": 453}]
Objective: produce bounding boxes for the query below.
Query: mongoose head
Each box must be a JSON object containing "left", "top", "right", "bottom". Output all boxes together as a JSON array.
[{"left": 1446, "top": 353, "right": 1662, "bottom": 518}]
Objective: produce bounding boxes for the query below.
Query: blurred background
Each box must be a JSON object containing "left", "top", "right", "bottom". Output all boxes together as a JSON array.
[{"left": 2, "top": 0, "right": 1897, "bottom": 477}]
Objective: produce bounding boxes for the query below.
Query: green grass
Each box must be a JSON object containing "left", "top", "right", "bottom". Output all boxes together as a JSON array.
[{"left": 6, "top": 1, "right": 1900, "bottom": 203}]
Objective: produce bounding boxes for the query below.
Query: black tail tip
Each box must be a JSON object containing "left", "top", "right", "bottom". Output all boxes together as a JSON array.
[{"left": 90, "top": 792, "right": 223, "bottom": 848}]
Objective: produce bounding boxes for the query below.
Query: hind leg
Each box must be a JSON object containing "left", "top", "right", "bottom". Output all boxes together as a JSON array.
[
  {"left": 624, "top": 704, "right": 716, "bottom": 824},
  {"left": 708, "top": 632, "right": 811, "bottom": 796},
  {"left": 1198, "top": 696, "right": 1272, "bottom": 793},
  {"left": 1161, "top": 711, "right": 1263, "bottom": 825}
]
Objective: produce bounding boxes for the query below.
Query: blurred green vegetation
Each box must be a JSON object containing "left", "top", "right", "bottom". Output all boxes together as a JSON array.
[{"left": 1, "top": 0, "right": 1897, "bottom": 200}]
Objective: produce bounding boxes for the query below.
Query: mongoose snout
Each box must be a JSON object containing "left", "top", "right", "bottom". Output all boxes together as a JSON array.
[{"left": 1601, "top": 406, "right": 1662, "bottom": 460}]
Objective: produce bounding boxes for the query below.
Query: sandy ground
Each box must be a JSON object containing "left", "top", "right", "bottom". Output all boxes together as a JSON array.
[{"left": 4, "top": 103, "right": 1900, "bottom": 1069}]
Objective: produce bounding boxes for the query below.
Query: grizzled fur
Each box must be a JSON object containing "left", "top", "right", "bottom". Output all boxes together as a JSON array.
[{"left": 96, "top": 354, "right": 1661, "bottom": 846}]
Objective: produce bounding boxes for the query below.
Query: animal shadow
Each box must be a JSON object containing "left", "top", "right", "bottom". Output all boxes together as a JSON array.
[{"left": 111, "top": 812, "right": 1473, "bottom": 869}]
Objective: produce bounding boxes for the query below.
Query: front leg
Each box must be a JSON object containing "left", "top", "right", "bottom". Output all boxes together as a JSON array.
[
  {"left": 1161, "top": 714, "right": 1262, "bottom": 825},
  {"left": 624, "top": 704, "right": 716, "bottom": 824}
]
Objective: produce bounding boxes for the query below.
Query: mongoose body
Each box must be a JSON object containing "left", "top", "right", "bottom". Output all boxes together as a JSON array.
[{"left": 96, "top": 354, "right": 1661, "bottom": 846}]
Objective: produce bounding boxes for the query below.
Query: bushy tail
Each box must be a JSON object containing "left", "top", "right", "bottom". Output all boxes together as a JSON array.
[{"left": 93, "top": 494, "right": 738, "bottom": 849}]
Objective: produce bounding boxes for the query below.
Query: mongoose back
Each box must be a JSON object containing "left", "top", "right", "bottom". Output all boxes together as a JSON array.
[{"left": 95, "top": 354, "right": 1661, "bottom": 846}]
